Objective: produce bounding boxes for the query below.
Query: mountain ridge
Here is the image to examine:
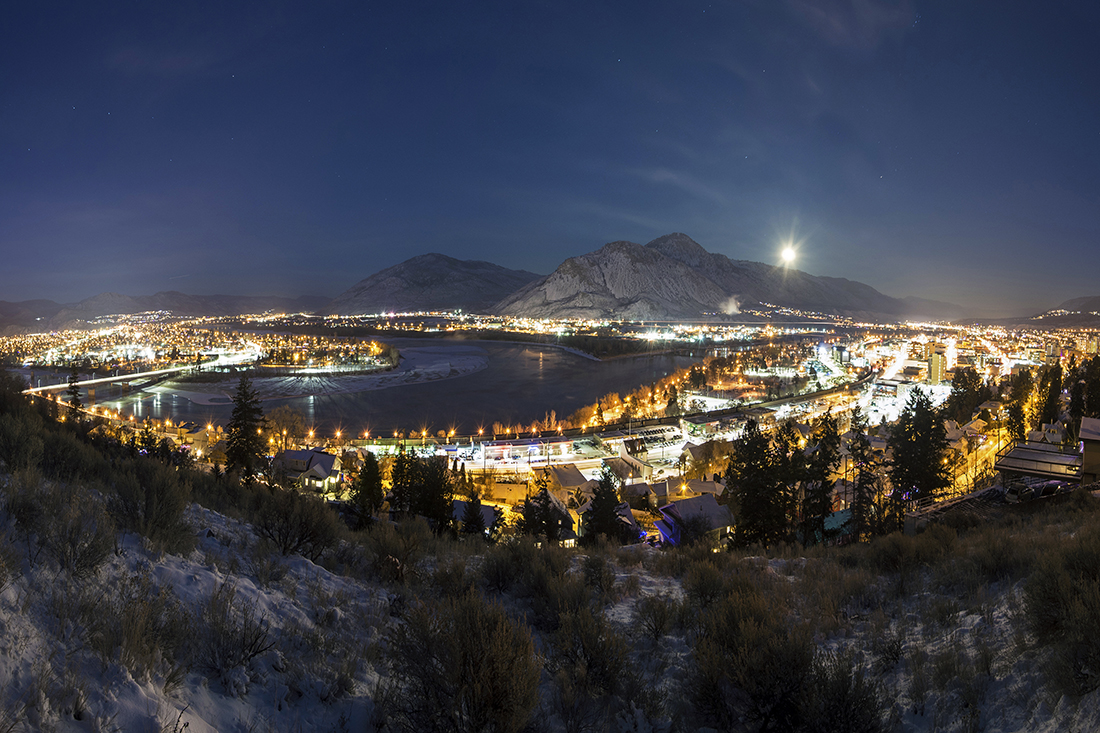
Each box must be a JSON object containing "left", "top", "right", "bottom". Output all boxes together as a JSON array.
[
  {"left": 496, "top": 233, "right": 964, "bottom": 321},
  {"left": 327, "top": 253, "right": 540, "bottom": 315}
]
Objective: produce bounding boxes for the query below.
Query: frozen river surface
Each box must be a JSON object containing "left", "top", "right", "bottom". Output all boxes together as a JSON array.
[{"left": 103, "top": 339, "right": 699, "bottom": 434}]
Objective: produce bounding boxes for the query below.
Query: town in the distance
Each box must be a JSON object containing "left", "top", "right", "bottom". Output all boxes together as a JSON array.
[{"left": 5, "top": 273, "right": 1098, "bottom": 546}]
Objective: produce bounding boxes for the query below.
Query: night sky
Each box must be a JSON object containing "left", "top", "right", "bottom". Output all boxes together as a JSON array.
[{"left": 3, "top": 1, "right": 1098, "bottom": 317}]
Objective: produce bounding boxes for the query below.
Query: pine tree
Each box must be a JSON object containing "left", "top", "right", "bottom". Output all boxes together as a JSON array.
[
  {"left": 726, "top": 419, "right": 788, "bottom": 547},
  {"left": 462, "top": 493, "right": 487, "bottom": 536},
  {"left": 225, "top": 373, "right": 266, "bottom": 484},
  {"left": 584, "top": 468, "right": 625, "bottom": 545},
  {"left": 390, "top": 449, "right": 420, "bottom": 514},
  {"left": 845, "top": 408, "right": 880, "bottom": 542},
  {"left": 888, "top": 389, "right": 951, "bottom": 512},
  {"left": 1084, "top": 356, "right": 1100, "bottom": 418},
  {"left": 65, "top": 363, "right": 82, "bottom": 418},
  {"left": 351, "top": 450, "right": 385, "bottom": 526},
  {"left": 772, "top": 420, "right": 806, "bottom": 537},
  {"left": 802, "top": 411, "right": 840, "bottom": 546},
  {"left": 518, "top": 489, "right": 561, "bottom": 543},
  {"left": 416, "top": 456, "right": 455, "bottom": 535},
  {"left": 1037, "top": 362, "right": 1063, "bottom": 428}
]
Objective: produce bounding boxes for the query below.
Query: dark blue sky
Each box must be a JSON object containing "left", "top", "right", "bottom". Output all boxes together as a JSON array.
[{"left": 2, "top": 1, "right": 1097, "bottom": 317}]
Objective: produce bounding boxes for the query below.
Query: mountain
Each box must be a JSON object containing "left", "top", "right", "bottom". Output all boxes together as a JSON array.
[
  {"left": 328, "top": 253, "right": 541, "bottom": 315},
  {"left": 495, "top": 233, "right": 964, "bottom": 321},
  {"left": 1009, "top": 295, "right": 1100, "bottom": 329},
  {"left": 0, "top": 292, "right": 331, "bottom": 333}
]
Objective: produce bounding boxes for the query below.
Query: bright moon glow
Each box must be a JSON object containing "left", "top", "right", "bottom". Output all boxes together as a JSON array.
[{"left": 782, "top": 247, "right": 796, "bottom": 263}]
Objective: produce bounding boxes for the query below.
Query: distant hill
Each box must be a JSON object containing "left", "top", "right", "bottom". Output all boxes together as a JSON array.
[
  {"left": 328, "top": 253, "right": 541, "bottom": 315},
  {"left": 0, "top": 292, "right": 331, "bottom": 333},
  {"left": 495, "top": 233, "right": 964, "bottom": 321},
  {"left": 1010, "top": 295, "right": 1100, "bottom": 329}
]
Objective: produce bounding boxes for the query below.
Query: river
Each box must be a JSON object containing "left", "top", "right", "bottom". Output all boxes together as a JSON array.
[{"left": 95, "top": 339, "right": 701, "bottom": 435}]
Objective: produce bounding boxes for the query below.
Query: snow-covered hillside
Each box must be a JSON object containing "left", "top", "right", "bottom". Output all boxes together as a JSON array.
[{"left": 2, "top": 473, "right": 1099, "bottom": 731}]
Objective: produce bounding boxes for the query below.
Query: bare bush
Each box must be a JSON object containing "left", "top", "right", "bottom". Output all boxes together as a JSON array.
[
  {"left": 254, "top": 488, "right": 338, "bottom": 561},
  {"left": 0, "top": 413, "right": 44, "bottom": 473},
  {"left": 1025, "top": 525, "right": 1100, "bottom": 696},
  {"left": 84, "top": 571, "right": 192, "bottom": 683},
  {"left": 110, "top": 459, "right": 194, "bottom": 554},
  {"left": 385, "top": 591, "right": 541, "bottom": 733},
  {"left": 581, "top": 554, "right": 616, "bottom": 602},
  {"left": 363, "top": 517, "right": 432, "bottom": 581},
  {"left": 12, "top": 479, "right": 114, "bottom": 578},
  {"left": 635, "top": 593, "right": 676, "bottom": 641},
  {"left": 193, "top": 582, "right": 274, "bottom": 691},
  {"left": 800, "top": 650, "right": 883, "bottom": 733},
  {"left": 690, "top": 587, "right": 813, "bottom": 731}
]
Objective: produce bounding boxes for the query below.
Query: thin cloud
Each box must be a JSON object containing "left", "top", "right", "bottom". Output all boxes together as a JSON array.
[
  {"left": 630, "top": 167, "right": 729, "bottom": 206},
  {"left": 786, "top": 0, "right": 913, "bottom": 50}
]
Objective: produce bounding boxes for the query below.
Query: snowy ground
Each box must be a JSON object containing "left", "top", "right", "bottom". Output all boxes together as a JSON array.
[{"left": 2, "top": 481, "right": 1099, "bottom": 731}]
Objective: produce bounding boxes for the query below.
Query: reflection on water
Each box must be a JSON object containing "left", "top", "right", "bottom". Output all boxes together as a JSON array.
[{"left": 104, "top": 339, "right": 700, "bottom": 435}]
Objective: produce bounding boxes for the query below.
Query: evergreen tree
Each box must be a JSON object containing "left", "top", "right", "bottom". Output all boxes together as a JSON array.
[
  {"left": 888, "top": 389, "right": 951, "bottom": 511},
  {"left": 462, "top": 492, "right": 487, "bottom": 536},
  {"left": 726, "top": 419, "right": 787, "bottom": 547},
  {"left": 65, "top": 363, "right": 82, "bottom": 418},
  {"left": 1037, "top": 362, "right": 1063, "bottom": 428},
  {"left": 584, "top": 468, "right": 626, "bottom": 545},
  {"left": 772, "top": 420, "right": 807, "bottom": 537},
  {"left": 1006, "top": 400, "right": 1027, "bottom": 442},
  {"left": 664, "top": 385, "right": 681, "bottom": 417},
  {"left": 1070, "top": 379, "right": 1087, "bottom": 439},
  {"left": 225, "top": 373, "right": 266, "bottom": 484},
  {"left": 801, "top": 411, "right": 840, "bottom": 546},
  {"left": 518, "top": 489, "right": 561, "bottom": 543},
  {"left": 351, "top": 450, "right": 385, "bottom": 526},
  {"left": 1084, "top": 356, "right": 1100, "bottom": 418},
  {"left": 943, "top": 367, "right": 991, "bottom": 424},
  {"left": 845, "top": 408, "right": 881, "bottom": 542},
  {"left": 389, "top": 449, "right": 421, "bottom": 514},
  {"left": 416, "top": 456, "right": 455, "bottom": 535}
]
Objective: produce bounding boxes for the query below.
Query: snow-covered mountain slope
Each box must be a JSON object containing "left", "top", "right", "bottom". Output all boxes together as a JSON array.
[{"left": 496, "top": 233, "right": 964, "bottom": 321}]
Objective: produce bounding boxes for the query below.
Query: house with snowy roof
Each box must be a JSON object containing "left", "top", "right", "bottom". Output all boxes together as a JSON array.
[
  {"left": 654, "top": 494, "right": 734, "bottom": 546},
  {"left": 273, "top": 447, "right": 343, "bottom": 494}
]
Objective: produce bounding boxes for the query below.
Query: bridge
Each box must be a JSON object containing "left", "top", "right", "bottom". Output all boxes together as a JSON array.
[{"left": 21, "top": 349, "right": 262, "bottom": 396}]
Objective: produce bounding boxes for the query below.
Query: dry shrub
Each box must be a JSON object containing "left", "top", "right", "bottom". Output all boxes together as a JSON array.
[
  {"left": 0, "top": 413, "right": 44, "bottom": 472},
  {"left": 551, "top": 606, "right": 630, "bottom": 698},
  {"left": 85, "top": 571, "right": 191, "bottom": 684},
  {"left": 39, "top": 429, "right": 107, "bottom": 483},
  {"left": 635, "top": 593, "right": 677, "bottom": 641},
  {"left": 582, "top": 554, "right": 616, "bottom": 602},
  {"left": 363, "top": 517, "right": 432, "bottom": 582},
  {"left": 690, "top": 586, "right": 813, "bottom": 731},
  {"left": 11, "top": 479, "right": 114, "bottom": 578},
  {"left": 526, "top": 565, "right": 587, "bottom": 630},
  {"left": 254, "top": 488, "right": 339, "bottom": 561},
  {"left": 967, "top": 525, "right": 1031, "bottom": 582},
  {"left": 110, "top": 459, "right": 194, "bottom": 555},
  {"left": 1025, "top": 525, "right": 1100, "bottom": 695},
  {"left": 683, "top": 561, "right": 727, "bottom": 610},
  {"left": 649, "top": 542, "right": 726, "bottom": 578},
  {"left": 385, "top": 591, "right": 540, "bottom": 733},
  {"left": 548, "top": 605, "right": 638, "bottom": 731},
  {"left": 800, "top": 650, "right": 883, "bottom": 733},
  {"left": 193, "top": 582, "right": 274, "bottom": 691},
  {"left": 432, "top": 556, "right": 474, "bottom": 598}
]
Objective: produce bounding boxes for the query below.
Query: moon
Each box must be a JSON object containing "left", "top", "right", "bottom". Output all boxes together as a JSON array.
[{"left": 781, "top": 246, "right": 796, "bottom": 263}]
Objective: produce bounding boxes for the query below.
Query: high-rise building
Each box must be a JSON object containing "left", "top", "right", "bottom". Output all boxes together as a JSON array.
[{"left": 928, "top": 352, "right": 946, "bottom": 385}]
